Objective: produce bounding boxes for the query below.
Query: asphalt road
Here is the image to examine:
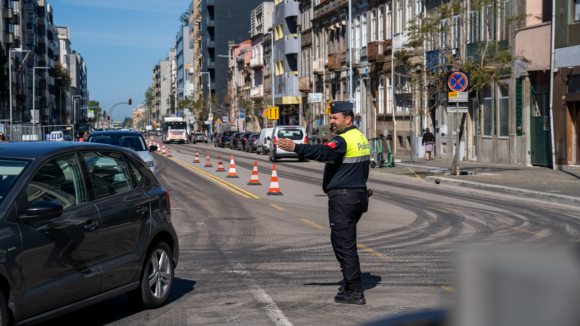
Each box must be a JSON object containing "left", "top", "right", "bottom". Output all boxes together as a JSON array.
[{"left": 39, "top": 141, "right": 580, "bottom": 326}]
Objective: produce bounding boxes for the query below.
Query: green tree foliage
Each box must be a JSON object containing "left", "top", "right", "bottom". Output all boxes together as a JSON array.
[
  {"left": 179, "top": 11, "right": 189, "bottom": 27},
  {"left": 54, "top": 61, "right": 72, "bottom": 108},
  {"left": 88, "top": 100, "right": 102, "bottom": 122}
]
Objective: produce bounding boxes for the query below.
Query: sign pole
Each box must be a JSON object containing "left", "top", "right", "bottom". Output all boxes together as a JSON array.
[{"left": 456, "top": 102, "right": 460, "bottom": 176}]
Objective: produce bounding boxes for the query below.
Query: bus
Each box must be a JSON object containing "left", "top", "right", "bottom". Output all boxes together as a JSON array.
[{"left": 161, "top": 117, "right": 189, "bottom": 144}]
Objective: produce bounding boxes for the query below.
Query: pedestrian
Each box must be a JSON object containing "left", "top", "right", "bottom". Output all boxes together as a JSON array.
[
  {"left": 422, "top": 128, "right": 435, "bottom": 160},
  {"left": 0, "top": 132, "right": 5, "bottom": 141},
  {"left": 277, "top": 101, "right": 371, "bottom": 305},
  {"left": 82, "top": 132, "right": 89, "bottom": 142}
]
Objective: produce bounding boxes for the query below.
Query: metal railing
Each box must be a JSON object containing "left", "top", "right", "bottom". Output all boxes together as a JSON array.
[{"left": 1, "top": 123, "right": 76, "bottom": 142}]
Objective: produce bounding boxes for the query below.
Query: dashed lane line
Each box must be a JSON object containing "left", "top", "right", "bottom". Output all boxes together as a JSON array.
[
  {"left": 427, "top": 206, "right": 449, "bottom": 213},
  {"left": 441, "top": 286, "right": 455, "bottom": 293},
  {"left": 374, "top": 194, "right": 391, "bottom": 199},
  {"left": 300, "top": 219, "right": 326, "bottom": 230},
  {"left": 271, "top": 204, "right": 285, "bottom": 211},
  {"left": 501, "top": 225, "right": 548, "bottom": 237},
  {"left": 165, "top": 156, "right": 260, "bottom": 199},
  {"left": 357, "top": 244, "right": 394, "bottom": 261}
]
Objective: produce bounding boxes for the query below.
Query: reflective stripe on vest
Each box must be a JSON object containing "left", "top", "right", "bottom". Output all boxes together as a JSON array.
[{"left": 340, "top": 128, "right": 370, "bottom": 163}]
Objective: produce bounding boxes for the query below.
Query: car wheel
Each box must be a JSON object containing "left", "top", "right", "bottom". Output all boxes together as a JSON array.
[{"left": 127, "top": 240, "right": 174, "bottom": 309}]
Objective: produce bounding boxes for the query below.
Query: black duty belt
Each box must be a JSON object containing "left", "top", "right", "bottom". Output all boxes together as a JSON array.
[{"left": 327, "top": 188, "right": 367, "bottom": 199}]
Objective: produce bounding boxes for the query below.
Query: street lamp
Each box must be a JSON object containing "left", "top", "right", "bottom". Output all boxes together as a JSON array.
[{"left": 33, "top": 66, "right": 51, "bottom": 137}]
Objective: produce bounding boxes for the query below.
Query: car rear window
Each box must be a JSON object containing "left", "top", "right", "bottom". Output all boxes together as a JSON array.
[
  {"left": 0, "top": 159, "right": 29, "bottom": 205},
  {"left": 277, "top": 129, "right": 304, "bottom": 140},
  {"left": 87, "top": 134, "right": 148, "bottom": 151}
]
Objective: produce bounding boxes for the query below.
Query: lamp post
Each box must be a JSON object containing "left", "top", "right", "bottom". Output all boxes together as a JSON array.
[
  {"left": 32, "top": 67, "right": 51, "bottom": 137},
  {"left": 194, "top": 71, "right": 212, "bottom": 136}
]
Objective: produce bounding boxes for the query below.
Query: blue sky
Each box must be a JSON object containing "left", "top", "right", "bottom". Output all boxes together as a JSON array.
[{"left": 51, "top": 0, "right": 189, "bottom": 122}]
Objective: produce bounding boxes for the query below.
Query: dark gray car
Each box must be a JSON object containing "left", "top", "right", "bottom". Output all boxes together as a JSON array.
[{"left": 0, "top": 142, "right": 179, "bottom": 325}]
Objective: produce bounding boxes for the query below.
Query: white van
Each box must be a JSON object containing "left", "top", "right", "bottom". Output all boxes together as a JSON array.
[
  {"left": 256, "top": 128, "right": 273, "bottom": 154},
  {"left": 268, "top": 125, "right": 307, "bottom": 162}
]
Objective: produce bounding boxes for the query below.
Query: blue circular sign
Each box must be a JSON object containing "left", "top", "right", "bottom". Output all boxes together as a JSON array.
[{"left": 448, "top": 72, "right": 468, "bottom": 92}]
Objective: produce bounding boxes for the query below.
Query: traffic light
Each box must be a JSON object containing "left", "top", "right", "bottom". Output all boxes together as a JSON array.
[
  {"left": 128, "top": 98, "right": 132, "bottom": 105},
  {"left": 107, "top": 115, "right": 110, "bottom": 120}
]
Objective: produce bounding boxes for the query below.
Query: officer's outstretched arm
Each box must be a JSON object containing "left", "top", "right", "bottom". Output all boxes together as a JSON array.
[{"left": 294, "top": 137, "right": 346, "bottom": 162}]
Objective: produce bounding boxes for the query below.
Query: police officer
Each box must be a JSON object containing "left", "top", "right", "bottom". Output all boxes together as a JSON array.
[{"left": 277, "top": 101, "right": 370, "bottom": 305}]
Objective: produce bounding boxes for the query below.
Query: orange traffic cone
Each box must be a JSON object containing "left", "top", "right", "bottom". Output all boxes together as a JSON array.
[
  {"left": 204, "top": 153, "right": 213, "bottom": 167},
  {"left": 247, "top": 161, "right": 261, "bottom": 185},
  {"left": 216, "top": 156, "right": 226, "bottom": 172},
  {"left": 161, "top": 144, "right": 166, "bottom": 154},
  {"left": 227, "top": 155, "right": 239, "bottom": 178},
  {"left": 166, "top": 147, "right": 173, "bottom": 157},
  {"left": 157, "top": 142, "right": 161, "bottom": 152},
  {"left": 193, "top": 150, "right": 201, "bottom": 163},
  {"left": 266, "top": 164, "right": 283, "bottom": 195}
]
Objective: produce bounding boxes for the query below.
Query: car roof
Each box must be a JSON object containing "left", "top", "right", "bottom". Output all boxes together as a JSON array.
[
  {"left": 0, "top": 141, "right": 136, "bottom": 160},
  {"left": 88, "top": 131, "right": 142, "bottom": 137}
]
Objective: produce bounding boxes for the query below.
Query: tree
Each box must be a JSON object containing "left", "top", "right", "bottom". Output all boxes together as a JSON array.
[
  {"left": 143, "top": 86, "right": 155, "bottom": 126},
  {"left": 122, "top": 117, "right": 133, "bottom": 128},
  {"left": 394, "top": 0, "right": 529, "bottom": 174},
  {"left": 179, "top": 11, "right": 189, "bottom": 27},
  {"left": 54, "top": 61, "right": 72, "bottom": 108},
  {"left": 88, "top": 100, "right": 102, "bottom": 122}
]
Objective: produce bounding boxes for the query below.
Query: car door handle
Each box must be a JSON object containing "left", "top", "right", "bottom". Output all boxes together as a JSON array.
[
  {"left": 85, "top": 220, "right": 100, "bottom": 231},
  {"left": 136, "top": 206, "right": 148, "bottom": 215}
]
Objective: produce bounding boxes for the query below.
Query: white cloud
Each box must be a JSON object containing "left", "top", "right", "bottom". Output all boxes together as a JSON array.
[{"left": 58, "top": 0, "right": 187, "bottom": 14}]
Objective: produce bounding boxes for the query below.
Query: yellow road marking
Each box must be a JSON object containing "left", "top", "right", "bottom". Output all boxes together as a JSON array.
[
  {"left": 270, "top": 204, "right": 285, "bottom": 211},
  {"left": 502, "top": 225, "right": 547, "bottom": 237},
  {"left": 375, "top": 194, "right": 391, "bottom": 199},
  {"left": 441, "top": 286, "right": 455, "bottom": 293},
  {"left": 409, "top": 169, "right": 421, "bottom": 179},
  {"left": 167, "top": 157, "right": 260, "bottom": 199},
  {"left": 357, "top": 244, "right": 394, "bottom": 261},
  {"left": 428, "top": 206, "right": 449, "bottom": 213},
  {"left": 300, "top": 219, "right": 326, "bottom": 230},
  {"left": 311, "top": 179, "right": 323, "bottom": 182}
]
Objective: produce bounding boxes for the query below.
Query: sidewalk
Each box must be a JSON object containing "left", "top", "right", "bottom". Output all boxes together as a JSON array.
[{"left": 389, "top": 155, "right": 580, "bottom": 206}]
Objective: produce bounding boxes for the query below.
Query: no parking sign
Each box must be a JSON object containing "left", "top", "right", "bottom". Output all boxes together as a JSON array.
[{"left": 447, "top": 72, "right": 469, "bottom": 93}]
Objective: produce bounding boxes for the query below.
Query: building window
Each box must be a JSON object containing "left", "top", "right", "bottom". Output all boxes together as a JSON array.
[
  {"left": 576, "top": 0, "right": 580, "bottom": 21},
  {"left": 452, "top": 16, "right": 460, "bottom": 49},
  {"left": 499, "top": 85, "right": 509, "bottom": 137},
  {"left": 275, "top": 0, "right": 282, "bottom": 5},
  {"left": 387, "top": 76, "right": 392, "bottom": 113},
  {"left": 469, "top": 11, "right": 480, "bottom": 43},
  {"left": 482, "top": 87, "right": 492, "bottom": 136},
  {"left": 275, "top": 25, "right": 283, "bottom": 41},
  {"left": 441, "top": 18, "right": 448, "bottom": 48},
  {"left": 379, "top": 77, "right": 385, "bottom": 114},
  {"left": 387, "top": 3, "right": 392, "bottom": 39},
  {"left": 379, "top": 6, "right": 384, "bottom": 40},
  {"left": 406, "top": 0, "right": 413, "bottom": 29},
  {"left": 355, "top": 15, "right": 361, "bottom": 48},
  {"left": 275, "top": 60, "right": 284, "bottom": 76},
  {"left": 355, "top": 81, "right": 361, "bottom": 114},
  {"left": 397, "top": 0, "right": 403, "bottom": 33},
  {"left": 416, "top": 0, "right": 424, "bottom": 27},
  {"left": 499, "top": 0, "right": 510, "bottom": 40},
  {"left": 371, "top": 10, "right": 376, "bottom": 42},
  {"left": 362, "top": 13, "right": 368, "bottom": 46}
]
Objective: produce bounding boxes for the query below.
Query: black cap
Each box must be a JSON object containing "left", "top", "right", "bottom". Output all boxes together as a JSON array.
[{"left": 329, "top": 101, "right": 354, "bottom": 114}]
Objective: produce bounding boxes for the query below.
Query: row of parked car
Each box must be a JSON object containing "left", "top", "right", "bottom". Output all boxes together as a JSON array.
[{"left": 214, "top": 126, "right": 308, "bottom": 162}]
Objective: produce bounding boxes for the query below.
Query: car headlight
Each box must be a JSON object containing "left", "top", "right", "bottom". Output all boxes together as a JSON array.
[{"left": 145, "top": 161, "right": 154, "bottom": 167}]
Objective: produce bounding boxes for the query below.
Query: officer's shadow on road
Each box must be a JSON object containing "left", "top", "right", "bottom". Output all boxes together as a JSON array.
[
  {"left": 166, "top": 278, "right": 197, "bottom": 304},
  {"left": 303, "top": 273, "right": 381, "bottom": 292}
]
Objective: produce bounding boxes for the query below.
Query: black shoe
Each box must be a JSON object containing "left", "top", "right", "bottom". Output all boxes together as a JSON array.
[
  {"left": 334, "top": 289, "right": 366, "bottom": 305},
  {"left": 337, "top": 288, "right": 345, "bottom": 295}
]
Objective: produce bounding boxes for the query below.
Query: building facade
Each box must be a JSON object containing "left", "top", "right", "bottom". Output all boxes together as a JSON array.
[{"left": 176, "top": 26, "right": 194, "bottom": 104}]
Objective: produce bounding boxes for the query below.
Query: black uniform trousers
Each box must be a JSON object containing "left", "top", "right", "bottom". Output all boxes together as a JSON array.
[{"left": 328, "top": 192, "right": 368, "bottom": 291}]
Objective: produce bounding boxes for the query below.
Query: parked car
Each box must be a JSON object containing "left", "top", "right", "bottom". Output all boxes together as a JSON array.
[
  {"left": 245, "top": 132, "right": 260, "bottom": 152},
  {"left": 228, "top": 132, "right": 243, "bottom": 150},
  {"left": 192, "top": 132, "right": 206, "bottom": 143},
  {"left": 214, "top": 131, "right": 234, "bottom": 148},
  {"left": 87, "top": 131, "right": 158, "bottom": 173},
  {"left": 238, "top": 132, "right": 253, "bottom": 151},
  {"left": 268, "top": 125, "right": 307, "bottom": 162},
  {"left": 75, "top": 124, "right": 91, "bottom": 139},
  {"left": 257, "top": 128, "right": 273, "bottom": 155},
  {"left": 0, "top": 141, "right": 179, "bottom": 325}
]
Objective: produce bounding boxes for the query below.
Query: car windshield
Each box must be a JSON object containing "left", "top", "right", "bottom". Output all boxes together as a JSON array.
[
  {"left": 278, "top": 129, "right": 304, "bottom": 140},
  {"left": 88, "top": 134, "right": 148, "bottom": 151},
  {"left": 223, "top": 131, "right": 235, "bottom": 136},
  {"left": 167, "top": 122, "right": 186, "bottom": 130},
  {"left": 0, "top": 159, "right": 29, "bottom": 205},
  {"left": 78, "top": 125, "right": 90, "bottom": 131}
]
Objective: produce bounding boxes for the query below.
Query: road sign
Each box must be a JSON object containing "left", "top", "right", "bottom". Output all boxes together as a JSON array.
[
  {"left": 267, "top": 107, "right": 279, "bottom": 120},
  {"left": 185, "top": 64, "right": 190, "bottom": 70},
  {"left": 239, "top": 111, "right": 245, "bottom": 119},
  {"left": 308, "top": 93, "right": 323, "bottom": 103},
  {"left": 223, "top": 116, "right": 228, "bottom": 122},
  {"left": 447, "top": 103, "right": 469, "bottom": 113},
  {"left": 209, "top": 113, "right": 213, "bottom": 120},
  {"left": 448, "top": 72, "right": 469, "bottom": 92},
  {"left": 448, "top": 92, "right": 468, "bottom": 103},
  {"left": 216, "top": 118, "right": 222, "bottom": 124}
]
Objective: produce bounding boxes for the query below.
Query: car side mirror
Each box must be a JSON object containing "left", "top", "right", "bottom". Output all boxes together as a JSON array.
[
  {"left": 19, "top": 201, "right": 63, "bottom": 222},
  {"left": 150, "top": 145, "right": 158, "bottom": 152}
]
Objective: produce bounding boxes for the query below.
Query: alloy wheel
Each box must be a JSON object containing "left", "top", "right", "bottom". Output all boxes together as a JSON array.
[{"left": 148, "top": 249, "right": 172, "bottom": 299}]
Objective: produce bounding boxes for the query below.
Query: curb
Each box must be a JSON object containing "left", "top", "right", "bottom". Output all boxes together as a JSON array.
[{"left": 425, "top": 176, "right": 580, "bottom": 208}]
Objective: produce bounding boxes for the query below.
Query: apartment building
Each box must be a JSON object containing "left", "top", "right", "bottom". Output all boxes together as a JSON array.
[
  {"left": 272, "top": 0, "right": 301, "bottom": 125},
  {"left": 190, "top": 0, "right": 203, "bottom": 100},
  {"left": 200, "top": 0, "right": 265, "bottom": 102},
  {"left": 2, "top": 0, "right": 23, "bottom": 122},
  {"left": 55, "top": 26, "right": 72, "bottom": 123},
  {"left": 70, "top": 51, "right": 88, "bottom": 122},
  {"left": 176, "top": 26, "right": 194, "bottom": 105},
  {"left": 159, "top": 49, "right": 175, "bottom": 119},
  {"left": 152, "top": 64, "right": 160, "bottom": 120}
]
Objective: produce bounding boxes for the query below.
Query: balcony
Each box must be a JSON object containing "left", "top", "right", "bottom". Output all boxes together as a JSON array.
[
  {"left": 207, "top": 0, "right": 214, "bottom": 6},
  {"left": 284, "top": 2, "right": 300, "bottom": 18},
  {"left": 237, "top": 51, "right": 246, "bottom": 63},
  {"left": 393, "top": 31, "right": 411, "bottom": 53},
  {"left": 348, "top": 48, "right": 361, "bottom": 66},
  {"left": 13, "top": 36, "right": 20, "bottom": 48},
  {"left": 285, "top": 34, "right": 299, "bottom": 54},
  {"left": 313, "top": 58, "right": 324, "bottom": 74},
  {"left": 2, "top": 7, "right": 13, "bottom": 20},
  {"left": 12, "top": 12, "right": 20, "bottom": 25},
  {"left": 328, "top": 53, "right": 342, "bottom": 71},
  {"left": 195, "top": 13, "right": 201, "bottom": 23},
  {"left": 3, "top": 32, "right": 13, "bottom": 44},
  {"left": 207, "top": 15, "right": 214, "bottom": 27},
  {"left": 299, "top": 77, "right": 312, "bottom": 91},
  {"left": 250, "top": 55, "right": 263, "bottom": 69},
  {"left": 368, "top": 41, "right": 386, "bottom": 62},
  {"left": 207, "top": 38, "right": 215, "bottom": 48},
  {"left": 314, "top": 0, "right": 345, "bottom": 20},
  {"left": 251, "top": 85, "right": 264, "bottom": 98}
]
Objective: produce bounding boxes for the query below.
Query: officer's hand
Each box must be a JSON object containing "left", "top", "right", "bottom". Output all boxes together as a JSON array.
[{"left": 277, "top": 138, "right": 295, "bottom": 152}]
